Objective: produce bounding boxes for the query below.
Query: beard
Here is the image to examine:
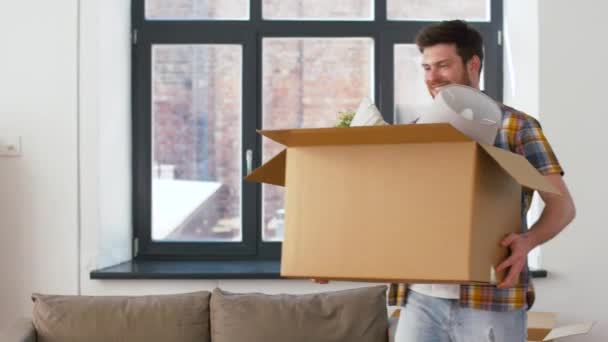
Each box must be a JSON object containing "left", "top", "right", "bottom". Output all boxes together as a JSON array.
[{"left": 427, "top": 67, "right": 473, "bottom": 98}]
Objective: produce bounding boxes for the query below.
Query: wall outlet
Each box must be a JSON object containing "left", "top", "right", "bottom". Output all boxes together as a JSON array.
[{"left": 0, "top": 136, "right": 22, "bottom": 156}]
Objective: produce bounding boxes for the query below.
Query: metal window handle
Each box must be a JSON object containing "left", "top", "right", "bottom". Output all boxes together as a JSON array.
[{"left": 246, "top": 149, "right": 253, "bottom": 175}]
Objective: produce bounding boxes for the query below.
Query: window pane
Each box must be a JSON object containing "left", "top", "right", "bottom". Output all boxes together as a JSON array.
[
  {"left": 146, "top": 0, "right": 249, "bottom": 20},
  {"left": 152, "top": 45, "right": 242, "bottom": 242},
  {"left": 394, "top": 44, "right": 431, "bottom": 124},
  {"left": 387, "top": 0, "right": 489, "bottom": 21},
  {"left": 262, "top": 37, "right": 373, "bottom": 241},
  {"left": 263, "top": 0, "right": 373, "bottom": 20}
]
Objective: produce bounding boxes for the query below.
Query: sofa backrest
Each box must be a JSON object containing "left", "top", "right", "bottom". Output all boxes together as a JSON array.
[
  {"left": 32, "top": 291, "right": 211, "bottom": 342},
  {"left": 30, "top": 285, "right": 389, "bottom": 342},
  {"left": 210, "top": 285, "right": 389, "bottom": 342}
]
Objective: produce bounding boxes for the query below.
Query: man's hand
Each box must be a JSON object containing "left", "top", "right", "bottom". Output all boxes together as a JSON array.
[
  {"left": 311, "top": 279, "right": 329, "bottom": 284},
  {"left": 496, "top": 233, "right": 536, "bottom": 288},
  {"left": 496, "top": 174, "right": 575, "bottom": 289}
]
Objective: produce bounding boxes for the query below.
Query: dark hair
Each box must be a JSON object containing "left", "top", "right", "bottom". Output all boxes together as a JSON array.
[{"left": 415, "top": 20, "right": 484, "bottom": 74}]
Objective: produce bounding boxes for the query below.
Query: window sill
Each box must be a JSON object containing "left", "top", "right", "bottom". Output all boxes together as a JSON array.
[
  {"left": 91, "top": 260, "right": 550, "bottom": 280},
  {"left": 90, "top": 259, "right": 281, "bottom": 279},
  {"left": 529, "top": 269, "right": 548, "bottom": 278}
]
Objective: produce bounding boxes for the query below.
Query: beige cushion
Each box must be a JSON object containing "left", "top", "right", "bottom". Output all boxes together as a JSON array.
[
  {"left": 210, "top": 285, "right": 388, "bottom": 342},
  {"left": 32, "top": 291, "right": 211, "bottom": 342}
]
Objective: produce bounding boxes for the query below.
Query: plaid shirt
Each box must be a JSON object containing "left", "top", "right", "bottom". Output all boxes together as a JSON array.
[{"left": 387, "top": 104, "right": 564, "bottom": 312}]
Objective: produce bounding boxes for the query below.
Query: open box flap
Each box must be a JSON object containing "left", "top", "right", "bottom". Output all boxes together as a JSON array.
[{"left": 478, "top": 144, "right": 560, "bottom": 194}]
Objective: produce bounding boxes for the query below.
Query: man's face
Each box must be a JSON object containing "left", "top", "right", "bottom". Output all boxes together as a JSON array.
[{"left": 421, "top": 43, "right": 476, "bottom": 98}]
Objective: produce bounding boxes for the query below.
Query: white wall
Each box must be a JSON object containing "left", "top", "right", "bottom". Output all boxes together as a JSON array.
[
  {"left": 532, "top": 1, "right": 608, "bottom": 341},
  {"left": 78, "top": 0, "right": 134, "bottom": 295},
  {"left": 0, "top": 0, "right": 79, "bottom": 329}
]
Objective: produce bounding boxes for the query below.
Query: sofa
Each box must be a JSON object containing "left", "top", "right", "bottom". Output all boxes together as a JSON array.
[{"left": 1, "top": 285, "right": 397, "bottom": 342}]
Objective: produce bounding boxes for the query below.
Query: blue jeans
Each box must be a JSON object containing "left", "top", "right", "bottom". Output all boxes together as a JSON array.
[{"left": 395, "top": 290, "right": 527, "bottom": 342}]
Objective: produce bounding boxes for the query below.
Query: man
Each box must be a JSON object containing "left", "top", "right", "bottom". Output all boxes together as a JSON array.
[
  {"left": 390, "top": 20, "right": 575, "bottom": 341},
  {"left": 317, "top": 20, "right": 575, "bottom": 341}
]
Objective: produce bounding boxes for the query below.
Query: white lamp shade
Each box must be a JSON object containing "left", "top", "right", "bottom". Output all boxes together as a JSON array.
[{"left": 417, "top": 84, "right": 501, "bottom": 144}]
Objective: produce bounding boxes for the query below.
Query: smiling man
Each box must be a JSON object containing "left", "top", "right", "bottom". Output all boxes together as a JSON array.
[{"left": 389, "top": 20, "right": 576, "bottom": 342}]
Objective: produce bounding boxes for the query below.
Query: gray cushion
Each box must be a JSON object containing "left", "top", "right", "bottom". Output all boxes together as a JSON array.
[
  {"left": 210, "top": 285, "right": 388, "bottom": 342},
  {"left": 32, "top": 291, "right": 211, "bottom": 342}
]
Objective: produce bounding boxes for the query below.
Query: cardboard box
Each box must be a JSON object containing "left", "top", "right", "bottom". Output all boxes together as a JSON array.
[
  {"left": 246, "top": 123, "right": 559, "bottom": 283},
  {"left": 528, "top": 312, "right": 594, "bottom": 341}
]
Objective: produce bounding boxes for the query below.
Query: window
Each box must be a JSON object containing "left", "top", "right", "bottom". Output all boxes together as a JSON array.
[{"left": 132, "top": 0, "right": 503, "bottom": 261}]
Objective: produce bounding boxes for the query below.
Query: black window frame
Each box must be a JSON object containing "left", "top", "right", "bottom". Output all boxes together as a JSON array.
[{"left": 131, "top": 0, "right": 504, "bottom": 262}]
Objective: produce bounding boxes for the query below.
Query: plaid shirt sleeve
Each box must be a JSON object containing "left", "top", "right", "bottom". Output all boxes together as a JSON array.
[{"left": 516, "top": 116, "right": 564, "bottom": 176}]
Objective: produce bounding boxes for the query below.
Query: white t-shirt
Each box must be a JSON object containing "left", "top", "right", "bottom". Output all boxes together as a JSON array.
[{"left": 409, "top": 284, "right": 460, "bottom": 299}]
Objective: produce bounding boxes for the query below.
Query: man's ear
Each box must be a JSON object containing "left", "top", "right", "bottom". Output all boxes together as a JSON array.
[{"left": 467, "top": 55, "right": 481, "bottom": 75}]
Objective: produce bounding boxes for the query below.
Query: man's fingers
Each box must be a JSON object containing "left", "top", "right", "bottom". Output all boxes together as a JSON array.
[
  {"left": 497, "top": 261, "right": 523, "bottom": 288},
  {"left": 501, "top": 233, "right": 518, "bottom": 247},
  {"left": 497, "top": 268, "right": 517, "bottom": 288},
  {"left": 311, "top": 279, "right": 329, "bottom": 284},
  {"left": 496, "top": 255, "right": 516, "bottom": 272}
]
